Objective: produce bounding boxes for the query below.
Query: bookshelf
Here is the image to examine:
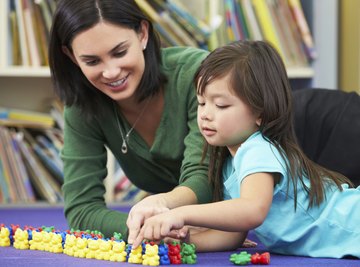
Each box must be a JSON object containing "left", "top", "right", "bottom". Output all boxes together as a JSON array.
[{"left": 1, "top": 0, "right": 319, "bottom": 204}]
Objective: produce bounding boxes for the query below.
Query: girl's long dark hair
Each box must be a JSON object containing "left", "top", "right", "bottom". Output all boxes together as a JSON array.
[
  {"left": 49, "top": 0, "right": 166, "bottom": 119},
  {"left": 195, "top": 40, "right": 352, "bottom": 207}
]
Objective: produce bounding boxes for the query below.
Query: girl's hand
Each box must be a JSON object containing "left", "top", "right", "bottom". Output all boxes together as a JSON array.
[
  {"left": 126, "top": 194, "right": 170, "bottom": 244},
  {"left": 131, "top": 210, "right": 185, "bottom": 248}
]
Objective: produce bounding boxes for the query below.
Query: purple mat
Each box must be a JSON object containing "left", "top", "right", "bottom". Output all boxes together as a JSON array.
[{"left": 0, "top": 206, "right": 358, "bottom": 266}]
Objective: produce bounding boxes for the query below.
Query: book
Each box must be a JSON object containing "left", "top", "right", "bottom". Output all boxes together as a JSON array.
[
  {"left": 287, "top": 0, "right": 316, "bottom": 60},
  {"left": 251, "top": 0, "right": 284, "bottom": 59},
  {"left": 234, "top": 0, "right": 250, "bottom": 40},
  {"left": 0, "top": 0, "right": 9, "bottom": 67},
  {"left": 148, "top": 0, "right": 198, "bottom": 47},
  {"left": 240, "top": 0, "right": 263, "bottom": 41},
  {"left": 0, "top": 126, "right": 19, "bottom": 202},
  {"left": 267, "top": 0, "right": 295, "bottom": 67},
  {"left": 17, "top": 132, "right": 62, "bottom": 203},
  {"left": 278, "top": 0, "right": 308, "bottom": 66},
  {"left": 0, "top": 107, "right": 55, "bottom": 128},
  {"left": 23, "top": 0, "right": 41, "bottom": 66},
  {"left": 167, "top": 0, "right": 212, "bottom": 38},
  {"left": 135, "top": 0, "right": 184, "bottom": 46},
  {"left": 44, "top": 128, "right": 63, "bottom": 152},
  {"left": 34, "top": 135, "right": 64, "bottom": 183},
  {"left": 14, "top": 0, "right": 30, "bottom": 66},
  {"left": 224, "top": 0, "right": 238, "bottom": 41},
  {"left": 9, "top": 0, "right": 22, "bottom": 66},
  {"left": 10, "top": 130, "right": 36, "bottom": 202},
  {"left": 0, "top": 134, "right": 11, "bottom": 203},
  {"left": 32, "top": 0, "right": 49, "bottom": 66},
  {"left": 35, "top": 0, "right": 53, "bottom": 33}
]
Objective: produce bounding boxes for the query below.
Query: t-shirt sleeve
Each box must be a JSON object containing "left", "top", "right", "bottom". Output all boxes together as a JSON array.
[{"left": 224, "top": 134, "right": 287, "bottom": 199}]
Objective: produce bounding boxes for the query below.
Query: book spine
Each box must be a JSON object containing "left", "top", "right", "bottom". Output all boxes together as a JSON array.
[
  {"left": 240, "top": 0, "right": 263, "bottom": 41},
  {"left": 287, "top": 0, "right": 316, "bottom": 60},
  {"left": 251, "top": 0, "right": 284, "bottom": 59},
  {"left": 0, "top": 0, "right": 10, "bottom": 67},
  {"left": 14, "top": 0, "right": 30, "bottom": 66}
]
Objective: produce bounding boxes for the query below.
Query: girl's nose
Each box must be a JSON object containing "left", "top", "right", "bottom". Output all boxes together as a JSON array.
[{"left": 200, "top": 109, "right": 210, "bottom": 121}]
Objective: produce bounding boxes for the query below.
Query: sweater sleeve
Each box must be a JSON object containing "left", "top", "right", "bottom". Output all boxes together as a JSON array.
[
  {"left": 61, "top": 106, "right": 128, "bottom": 239},
  {"left": 168, "top": 47, "right": 213, "bottom": 204}
]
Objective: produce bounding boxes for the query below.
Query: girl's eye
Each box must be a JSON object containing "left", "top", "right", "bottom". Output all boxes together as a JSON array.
[
  {"left": 197, "top": 102, "right": 205, "bottom": 106},
  {"left": 216, "top": 104, "right": 229, "bottom": 109}
]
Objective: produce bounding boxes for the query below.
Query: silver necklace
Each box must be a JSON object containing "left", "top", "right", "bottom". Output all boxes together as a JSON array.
[{"left": 113, "top": 98, "right": 151, "bottom": 154}]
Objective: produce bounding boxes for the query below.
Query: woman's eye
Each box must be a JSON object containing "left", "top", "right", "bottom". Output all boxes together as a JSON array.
[
  {"left": 85, "top": 59, "right": 99, "bottom": 66},
  {"left": 114, "top": 50, "right": 127, "bottom": 57}
]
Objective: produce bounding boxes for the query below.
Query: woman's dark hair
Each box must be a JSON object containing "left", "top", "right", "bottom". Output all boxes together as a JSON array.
[
  {"left": 195, "top": 40, "right": 352, "bottom": 207},
  {"left": 49, "top": 0, "right": 165, "bottom": 118}
]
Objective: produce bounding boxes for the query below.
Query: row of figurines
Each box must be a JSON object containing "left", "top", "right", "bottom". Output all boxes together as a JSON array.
[{"left": 0, "top": 224, "right": 197, "bottom": 265}]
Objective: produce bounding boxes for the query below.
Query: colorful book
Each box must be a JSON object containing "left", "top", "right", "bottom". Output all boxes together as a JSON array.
[
  {"left": 9, "top": 0, "right": 22, "bottom": 66},
  {"left": 14, "top": 0, "right": 30, "bottom": 66},
  {"left": 278, "top": 0, "right": 308, "bottom": 66},
  {"left": 0, "top": 107, "right": 54, "bottom": 128},
  {"left": 18, "top": 138, "right": 62, "bottom": 203},
  {"left": 11, "top": 131, "right": 36, "bottom": 202},
  {"left": 0, "top": 126, "right": 19, "bottom": 202},
  {"left": 23, "top": 0, "right": 41, "bottom": 66},
  {"left": 287, "top": 0, "right": 316, "bottom": 60},
  {"left": 166, "top": 0, "right": 212, "bottom": 37},
  {"left": 0, "top": 0, "right": 9, "bottom": 67},
  {"left": 251, "top": 0, "right": 284, "bottom": 59},
  {"left": 240, "top": 0, "right": 263, "bottom": 41}
]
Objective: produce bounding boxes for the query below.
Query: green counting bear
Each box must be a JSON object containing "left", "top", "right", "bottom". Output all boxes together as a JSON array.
[
  {"left": 230, "top": 251, "right": 251, "bottom": 265},
  {"left": 181, "top": 243, "right": 197, "bottom": 264}
]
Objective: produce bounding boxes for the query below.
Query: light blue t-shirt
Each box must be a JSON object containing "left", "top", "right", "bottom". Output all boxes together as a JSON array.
[{"left": 222, "top": 131, "right": 360, "bottom": 258}]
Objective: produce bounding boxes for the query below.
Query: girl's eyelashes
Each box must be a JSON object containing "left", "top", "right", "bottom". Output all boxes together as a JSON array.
[{"left": 216, "top": 104, "right": 229, "bottom": 109}]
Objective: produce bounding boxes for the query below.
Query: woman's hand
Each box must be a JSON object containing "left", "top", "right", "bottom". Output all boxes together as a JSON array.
[{"left": 126, "top": 193, "right": 170, "bottom": 244}]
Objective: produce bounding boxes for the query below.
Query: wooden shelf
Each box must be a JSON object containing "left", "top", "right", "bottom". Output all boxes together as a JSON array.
[{"left": 0, "top": 66, "right": 51, "bottom": 77}]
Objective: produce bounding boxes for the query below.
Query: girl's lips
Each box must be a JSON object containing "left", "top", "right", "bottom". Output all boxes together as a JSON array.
[{"left": 202, "top": 127, "right": 216, "bottom": 136}]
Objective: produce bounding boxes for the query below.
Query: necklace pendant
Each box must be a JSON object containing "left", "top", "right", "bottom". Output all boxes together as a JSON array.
[{"left": 121, "top": 140, "right": 128, "bottom": 154}]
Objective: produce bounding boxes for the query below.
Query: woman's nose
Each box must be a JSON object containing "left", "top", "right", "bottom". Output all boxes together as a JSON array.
[{"left": 102, "top": 64, "right": 120, "bottom": 79}]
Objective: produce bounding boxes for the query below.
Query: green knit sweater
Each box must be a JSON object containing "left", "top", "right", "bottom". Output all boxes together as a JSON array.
[{"left": 61, "top": 46, "right": 211, "bottom": 238}]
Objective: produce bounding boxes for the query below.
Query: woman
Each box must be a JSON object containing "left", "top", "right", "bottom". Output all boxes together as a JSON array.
[{"left": 49, "top": 0, "right": 212, "bottom": 242}]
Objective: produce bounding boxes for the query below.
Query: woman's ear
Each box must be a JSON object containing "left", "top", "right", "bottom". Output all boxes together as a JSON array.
[
  {"left": 140, "top": 20, "right": 149, "bottom": 50},
  {"left": 62, "top": 46, "right": 78, "bottom": 65}
]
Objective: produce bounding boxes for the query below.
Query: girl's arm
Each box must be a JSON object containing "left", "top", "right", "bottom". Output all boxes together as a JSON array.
[
  {"left": 189, "top": 229, "right": 248, "bottom": 252},
  {"left": 132, "top": 172, "right": 274, "bottom": 248}
]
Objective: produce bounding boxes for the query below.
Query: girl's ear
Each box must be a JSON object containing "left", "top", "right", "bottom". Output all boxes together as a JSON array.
[
  {"left": 256, "top": 117, "right": 262, "bottom": 127},
  {"left": 139, "top": 20, "right": 149, "bottom": 50},
  {"left": 62, "top": 46, "right": 78, "bottom": 65}
]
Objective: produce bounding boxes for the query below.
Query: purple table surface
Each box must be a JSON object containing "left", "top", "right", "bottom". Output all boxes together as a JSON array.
[{"left": 0, "top": 205, "right": 359, "bottom": 267}]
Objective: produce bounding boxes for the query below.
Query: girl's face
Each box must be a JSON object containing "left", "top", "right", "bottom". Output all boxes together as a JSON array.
[
  {"left": 197, "top": 74, "right": 260, "bottom": 156},
  {"left": 65, "top": 21, "right": 148, "bottom": 103}
]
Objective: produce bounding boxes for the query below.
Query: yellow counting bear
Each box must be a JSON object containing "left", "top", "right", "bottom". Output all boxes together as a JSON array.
[
  {"left": 13, "top": 228, "right": 29, "bottom": 250},
  {"left": 109, "top": 241, "right": 127, "bottom": 262},
  {"left": 0, "top": 227, "right": 11, "bottom": 247}
]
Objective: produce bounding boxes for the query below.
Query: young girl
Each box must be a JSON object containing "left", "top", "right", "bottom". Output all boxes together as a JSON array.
[{"left": 132, "top": 40, "right": 360, "bottom": 258}]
